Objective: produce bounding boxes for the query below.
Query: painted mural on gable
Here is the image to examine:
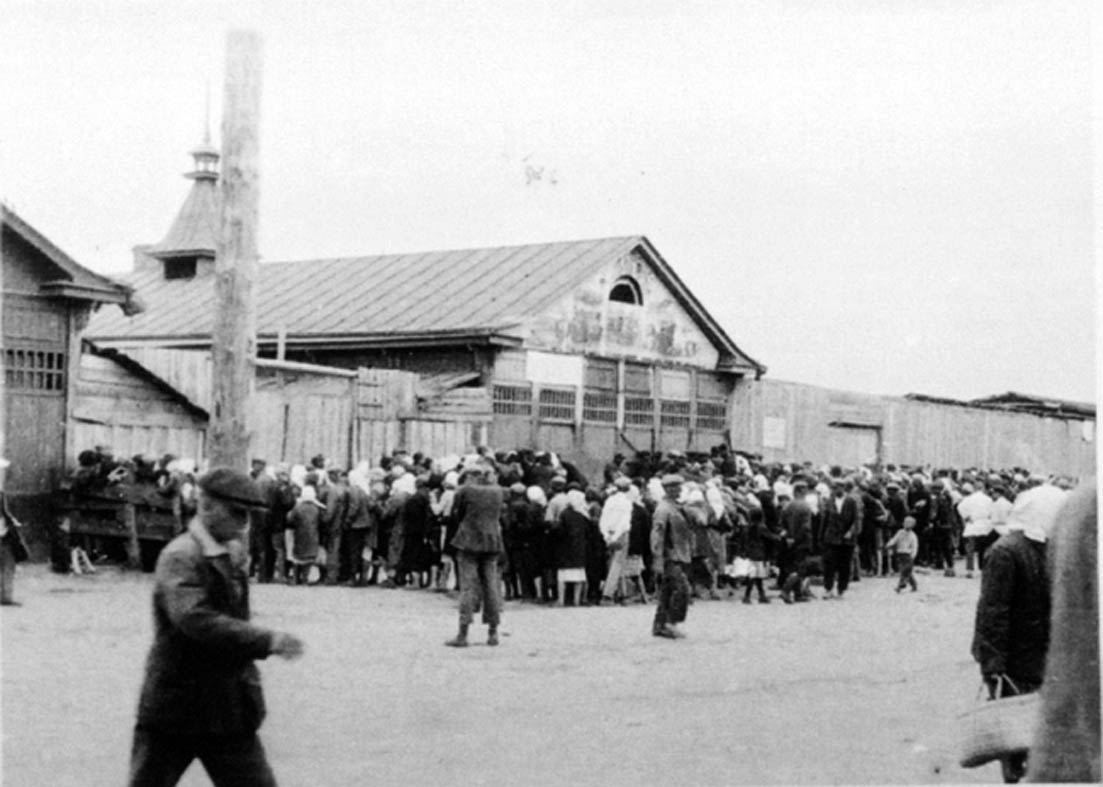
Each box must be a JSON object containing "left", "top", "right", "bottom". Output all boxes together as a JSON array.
[{"left": 522, "top": 249, "right": 720, "bottom": 368}]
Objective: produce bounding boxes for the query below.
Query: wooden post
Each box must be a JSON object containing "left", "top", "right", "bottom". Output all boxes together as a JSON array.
[{"left": 209, "top": 30, "right": 263, "bottom": 470}]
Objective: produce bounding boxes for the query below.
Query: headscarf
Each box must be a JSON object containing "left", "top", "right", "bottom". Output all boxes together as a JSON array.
[
  {"left": 391, "top": 472, "right": 416, "bottom": 496},
  {"left": 348, "top": 461, "right": 371, "bottom": 494},
  {"left": 1007, "top": 484, "right": 1067, "bottom": 543},
  {"left": 705, "top": 482, "right": 726, "bottom": 520},
  {"left": 299, "top": 485, "right": 324, "bottom": 507},
  {"left": 289, "top": 464, "right": 308, "bottom": 489},
  {"left": 566, "top": 488, "right": 589, "bottom": 516},
  {"left": 526, "top": 485, "right": 547, "bottom": 506}
]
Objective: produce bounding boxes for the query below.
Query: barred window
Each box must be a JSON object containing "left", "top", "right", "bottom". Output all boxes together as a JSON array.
[
  {"left": 695, "top": 400, "right": 728, "bottom": 431},
  {"left": 660, "top": 399, "right": 691, "bottom": 428},
  {"left": 492, "top": 384, "right": 533, "bottom": 416},
  {"left": 538, "top": 387, "right": 576, "bottom": 421},
  {"left": 583, "top": 391, "right": 617, "bottom": 423},
  {"left": 624, "top": 396, "right": 654, "bottom": 427},
  {"left": 4, "top": 348, "right": 66, "bottom": 392}
]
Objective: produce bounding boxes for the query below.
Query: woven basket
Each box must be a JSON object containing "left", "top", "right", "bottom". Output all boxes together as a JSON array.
[{"left": 958, "top": 680, "right": 1039, "bottom": 768}]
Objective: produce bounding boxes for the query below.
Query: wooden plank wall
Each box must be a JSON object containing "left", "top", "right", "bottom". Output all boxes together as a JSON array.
[
  {"left": 729, "top": 378, "right": 1095, "bottom": 476},
  {"left": 254, "top": 369, "right": 355, "bottom": 466},
  {"left": 71, "top": 353, "right": 206, "bottom": 463},
  {"left": 120, "top": 347, "right": 214, "bottom": 411}
]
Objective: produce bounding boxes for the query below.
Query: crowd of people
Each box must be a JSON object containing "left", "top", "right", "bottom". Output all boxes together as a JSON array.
[{"left": 72, "top": 444, "right": 1077, "bottom": 615}]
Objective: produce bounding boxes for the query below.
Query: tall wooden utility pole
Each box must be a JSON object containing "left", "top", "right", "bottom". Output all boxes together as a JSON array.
[{"left": 209, "top": 30, "right": 263, "bottom": 470}]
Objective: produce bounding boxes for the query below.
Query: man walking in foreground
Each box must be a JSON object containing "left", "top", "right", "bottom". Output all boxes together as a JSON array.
[
  {"left": 651, "top": 474, "right": 693, "bottom": 639},
  {"left": 129, "top": 467, "right": 304, "bottom": 787}
]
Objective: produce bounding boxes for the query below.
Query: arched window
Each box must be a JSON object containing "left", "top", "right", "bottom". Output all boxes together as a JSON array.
[{"left": 609, "top": 276, "right": 642, "bottom": 305}]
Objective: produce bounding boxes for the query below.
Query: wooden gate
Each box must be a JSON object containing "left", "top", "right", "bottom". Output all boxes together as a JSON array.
[{"left": 2, "top": 294, "right": 68, "bottom": 494}]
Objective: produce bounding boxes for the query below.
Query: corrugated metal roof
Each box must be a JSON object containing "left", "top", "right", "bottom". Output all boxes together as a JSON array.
[{"left": 87, "top": 235, "right": 765, "bottom": 373}]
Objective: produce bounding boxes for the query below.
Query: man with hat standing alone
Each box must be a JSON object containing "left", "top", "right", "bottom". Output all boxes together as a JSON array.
[
  {"left": 128, "top": 467, "right": 304, "bottom": 786},
  {"left": 651, "top": 474, "right": 693, "bottom": 639}
]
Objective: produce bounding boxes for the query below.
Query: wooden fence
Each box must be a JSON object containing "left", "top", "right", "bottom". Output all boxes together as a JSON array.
[
  {"left": 97, "top": 352, "right": 491, "bottom": 467},
  {"left": 729, "top": 378, "right": 1095, "bottom": 477}
]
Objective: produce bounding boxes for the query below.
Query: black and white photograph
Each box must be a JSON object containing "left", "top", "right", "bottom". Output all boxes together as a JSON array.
[{"left": 1, "top": 1, "right": 1098, "bottom": 785}]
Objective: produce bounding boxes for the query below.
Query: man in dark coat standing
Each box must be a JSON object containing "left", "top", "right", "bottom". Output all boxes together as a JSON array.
[
  {"left": 446, "top": 467, "right": 505, "bottom": 647},
  {"left": 651, "top": 474, "right": 693, "bottom": 639},
  {"left": 128, "top": 467, "right": 304, "bottom": 787},
  {"left": 820, "top": 477, "right": 862, "bottom": 599},
  {"left": 971, "top": 484, "right": 1066, "bottom": 784}
]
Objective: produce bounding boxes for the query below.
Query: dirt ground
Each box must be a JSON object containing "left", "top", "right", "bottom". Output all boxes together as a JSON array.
[{"left": 2, "top": 562, "right": 1007, "bottom": 785}]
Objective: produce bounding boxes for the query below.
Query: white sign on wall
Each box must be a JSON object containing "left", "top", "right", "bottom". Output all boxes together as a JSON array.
[
  {"left": 763, "top": 416, "right": 787, "bottom": 449},
  {"left": 526, "top": 351, "right": 584, "bottom": 386}
]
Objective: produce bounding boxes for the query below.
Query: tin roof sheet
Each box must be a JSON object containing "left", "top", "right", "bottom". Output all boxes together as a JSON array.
[{"left": 87, "top": 235, "right": 765, "bottom": 373}]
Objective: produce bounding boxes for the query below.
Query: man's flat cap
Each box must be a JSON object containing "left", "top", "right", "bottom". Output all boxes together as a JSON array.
[
  {"left": 661, "top": 474, "right": 685, "bottom": 486},
  {"left": 198, "top": 467, "right": 267, "bottom": 509}
]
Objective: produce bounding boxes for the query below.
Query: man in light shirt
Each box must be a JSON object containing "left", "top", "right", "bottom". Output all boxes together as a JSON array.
[
  {"left": 957, "top": 480, "right": 994, "bottom": 578},
  {"left": 599, "top": 476, "right": 634, "bottom": 603}
]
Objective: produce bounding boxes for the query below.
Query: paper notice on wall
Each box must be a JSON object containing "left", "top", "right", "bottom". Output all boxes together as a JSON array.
[
  {"left": 526, "top": 351, "right": 584, "bottom": 386},
  {"left": 1082, "top": 420, "right": 1094, "bottom": 443},
  {"left": 763, "top": 416, "right": 787, "bottom": 449}
]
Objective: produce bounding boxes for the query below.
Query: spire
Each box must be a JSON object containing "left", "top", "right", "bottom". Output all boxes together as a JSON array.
[
  {"left": 187, "top": 87, "right": 219, "bottom": 182},
  {"left": 147, "top": 105, "right": 221, "bottom": 271}
]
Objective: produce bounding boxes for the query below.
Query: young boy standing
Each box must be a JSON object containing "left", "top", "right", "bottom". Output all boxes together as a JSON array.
[{"left": 885, "top": 516, "right": 919, "bottom": 592}]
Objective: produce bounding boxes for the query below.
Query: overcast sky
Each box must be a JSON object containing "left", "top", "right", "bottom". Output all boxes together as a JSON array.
[{"left": 2, "top": 1, "right": 1096, "bottom": 402}]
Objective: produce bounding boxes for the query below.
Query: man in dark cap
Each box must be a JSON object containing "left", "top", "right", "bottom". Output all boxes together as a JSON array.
[
  {"left": 650, "top": 474, "right": 693, "bottom": 639},
  {"left": 128, "top": 467, "right": 304, "bottom": 786}
]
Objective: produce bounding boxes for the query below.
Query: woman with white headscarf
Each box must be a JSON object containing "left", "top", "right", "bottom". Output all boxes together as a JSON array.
[
  {"left": 551, "top": 486, "right": 589, "bottom": 606},
  {"left": 285, "top": 485, "right": 326, "bottom": 585}
]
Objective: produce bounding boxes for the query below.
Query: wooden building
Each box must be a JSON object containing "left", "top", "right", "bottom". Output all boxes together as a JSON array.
[
  {"left": 1, "top": 206, "right": 138, "bottom": 536},
  {"left": 86, "top": 143, "right": 765, "bottom": 478}
]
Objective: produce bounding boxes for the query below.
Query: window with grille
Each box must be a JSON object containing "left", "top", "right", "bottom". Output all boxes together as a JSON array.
[
  {"left": 538, "top": 387, "right": 576, "bottom": 421},
  {"left": 624, "top": 396, "right": 654, "bottom": 427},
  {"left": 492, "top": 384, "right": 533, "bottom": 415},
  {"left": 3, "top": 348, "right": 66, "bottom": 392},
  {"left": 660, "top": 399, "right": 691, "bottom": 428},
  {"left": 696, "top": 400, "right": 728, "bottom": 431},
  {"left": 583, "top": 391, "right": 617, "bottom": 423}
]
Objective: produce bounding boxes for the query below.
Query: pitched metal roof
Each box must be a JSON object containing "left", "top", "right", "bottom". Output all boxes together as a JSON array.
[{"left": 87, "top": 235, "right": 765, "bottom": 374}]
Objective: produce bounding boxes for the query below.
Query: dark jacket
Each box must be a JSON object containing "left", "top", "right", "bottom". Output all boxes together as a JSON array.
[
  {"left": 1, "top": 493, "right": 29, "bottom": 563},
  {"left": 650, "top": 498, "right": 693, "bottom": 572},
  {"left": 551, "top": 508, "right": 589, "bottom": 570},
  {"left": 972, "top": 530, "right": 1050, "bottom": 684},
  {"left": 135, "top": 524, "right": 274, "bottom": 735},
  {"left": 781, "top": 498, "right": 813, "bottom": 554},
  {"left": 450, "top": 483, "right": 504, "bottom": 554},
  {"left": 344, "top": 485, "right": 375, "bottom": 531},
  {"left": 821, "top": 493, "right": 862, "bottom": 546},
  {"left": 627, "top": 502, "right": 651, "bottom": 559}
]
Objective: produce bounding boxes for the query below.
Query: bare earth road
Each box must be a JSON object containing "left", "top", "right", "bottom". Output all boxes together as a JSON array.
[{"left": 2, "top": 564, "right": 1002, "bottom": 785}]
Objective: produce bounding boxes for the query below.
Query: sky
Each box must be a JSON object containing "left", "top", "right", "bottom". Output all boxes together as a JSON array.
[{"left": 2, "top": 0, "right": 1096, "bottom": 403}]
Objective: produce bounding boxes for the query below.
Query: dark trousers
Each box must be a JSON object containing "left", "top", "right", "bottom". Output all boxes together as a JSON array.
[
  {"left": 652, "top": 562, "right": 689, "bottom": 631},
  {"left": 822, "top": 544, "right": 854, "bottom": 594},
  {"left": 128, "top": 727, "right": 277, "bottom": 787},
  {"left": 457, "top": 550, "right": 501, "bottom": 627},
  {"left": 896, "top": 554, "right": 918, "bottom": 590},
  {"left": 781, "top": 550, "right": 812, "bottom": 598},
  {"left": 345, "top": 528, "right": 370, "bottom": 583},
  {"left": 930, "top": 528, "right": 955, "bottom": 570}
]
